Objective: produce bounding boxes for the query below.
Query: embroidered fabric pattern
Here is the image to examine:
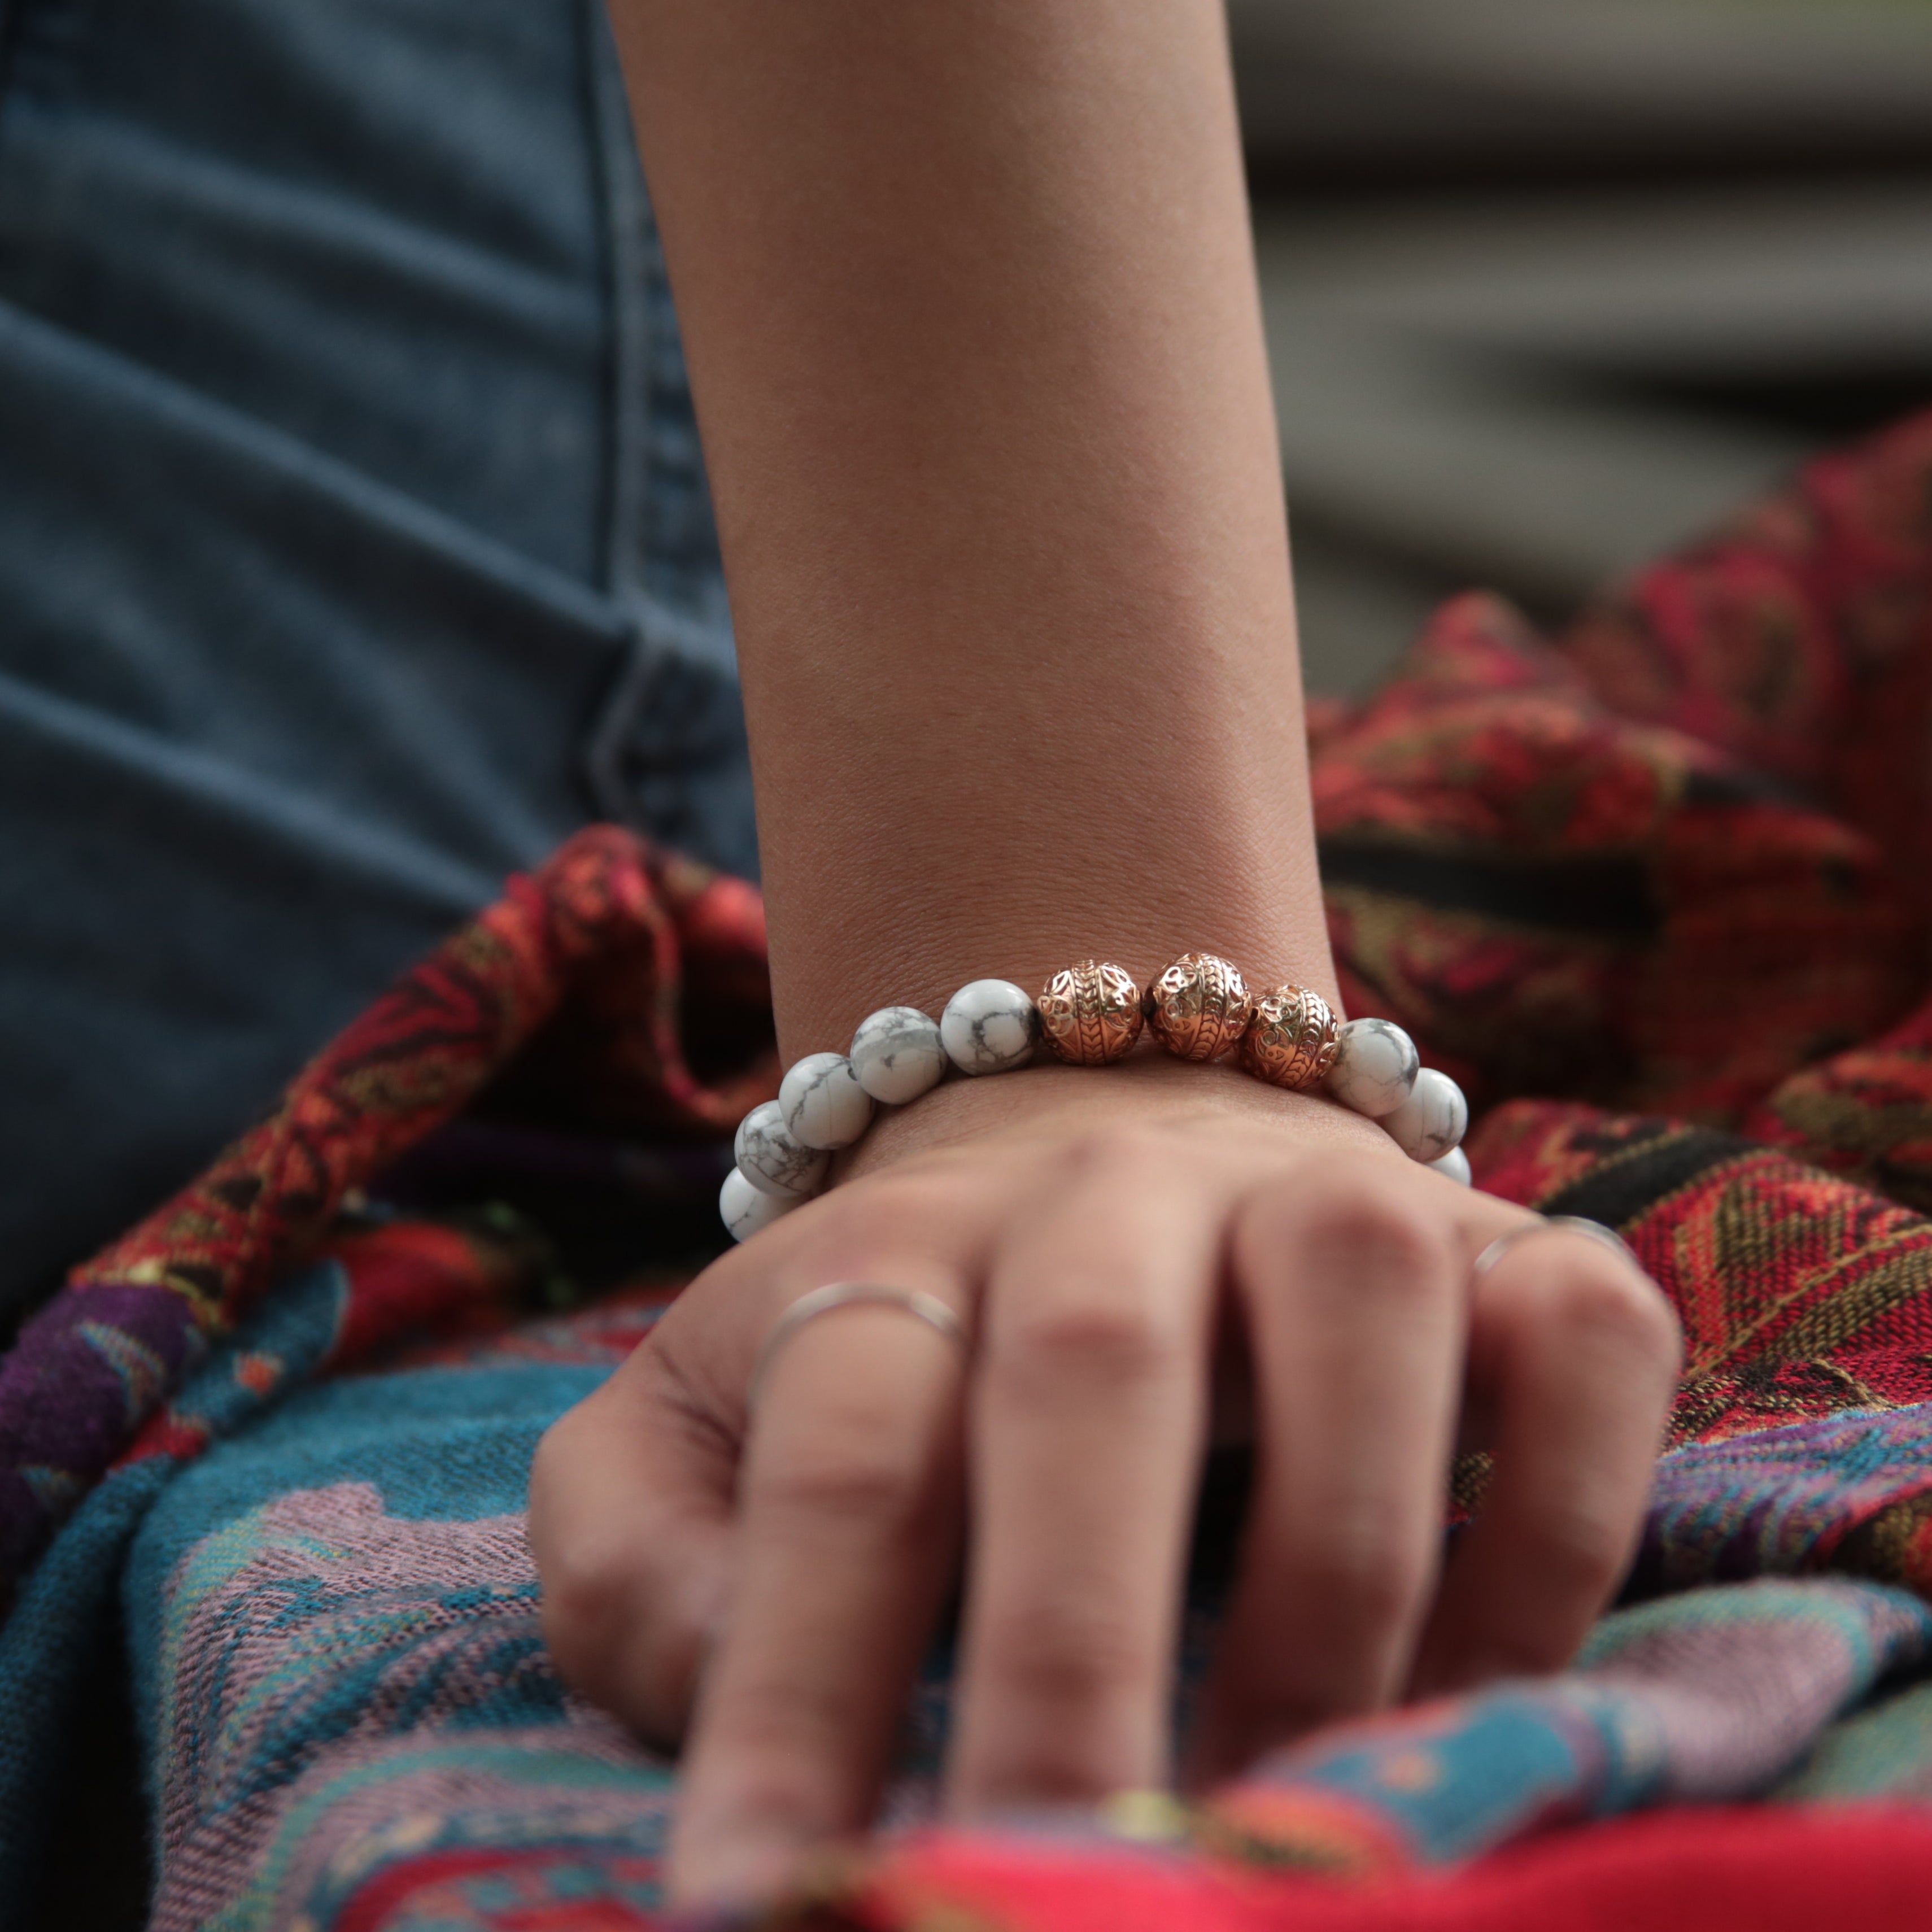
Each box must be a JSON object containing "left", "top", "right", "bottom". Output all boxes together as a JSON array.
[
  {"left": 0, "top": 829, "right": 776, "bottom": 1605},
  {"left": 7, "top": 412, "right": 1932, "bottom": 1925}
]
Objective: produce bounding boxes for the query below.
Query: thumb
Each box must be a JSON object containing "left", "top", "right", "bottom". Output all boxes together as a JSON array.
[{"left": 529, "top": 1338, "right": 738, "bottom": 1750}]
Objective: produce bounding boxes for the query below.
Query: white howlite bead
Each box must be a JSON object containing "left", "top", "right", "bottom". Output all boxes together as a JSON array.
[
  {"left": 734, "top": 1100, "right": 830, "bottom": 1198},
  {"left": 1382, "top": 1068, "right": 1469, "bottom": 1164},
  {"left": 940, "top": 979, "right": 1038, "bottom": 1076},
  {"left": 1326, "top": 1017, "right": 1421, "bottom": 1119},
  {"left": 1429, "top": 1145, "right": 1473, "bottom": 1187},
  {"left": 849, "top": 1006, "right": 949, "bottom": 1105},
  {"left": 779, "top": 1052, "right": 876, "bottom": 1150},
  {"left": 721, "top": 1166, "right": 802, "bottom": 1242}
]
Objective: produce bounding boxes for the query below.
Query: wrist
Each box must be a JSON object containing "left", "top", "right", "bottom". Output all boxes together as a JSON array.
[
  {"left": 836, "top": 1046, "right": 1398, "bottom": 1183},
  {"left": 722, "top": 957, "right": 1468, "bottom": 1244},
  {"left": 769, "top": 906, "right": 1341, "bottom": 1073}
]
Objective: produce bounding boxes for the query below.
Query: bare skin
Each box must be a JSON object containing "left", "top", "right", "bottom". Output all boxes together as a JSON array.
[
  {"left": 603, "top": 0, "right": 1326, "bottom": 1042},
  {"left": 530, "top": 1, "right": 1683, "bottom": 1906}
]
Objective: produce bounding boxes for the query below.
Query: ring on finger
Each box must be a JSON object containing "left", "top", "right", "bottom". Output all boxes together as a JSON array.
[
  {"left": 748, "top": 1282, "right": 970, "bottom": 1412},
  {"left": 1473, "top": 1214, "right": 1645, "bottom": 1280}
]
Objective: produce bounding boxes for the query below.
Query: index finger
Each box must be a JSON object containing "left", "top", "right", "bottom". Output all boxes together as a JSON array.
[{"left": 669, "top": 1283, "right": 970, "bottom": 1906}]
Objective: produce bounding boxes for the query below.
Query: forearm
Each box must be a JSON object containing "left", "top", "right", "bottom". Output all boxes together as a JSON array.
[{"left": 606, "top": 0, "right": 1328, "bottom": 1057}]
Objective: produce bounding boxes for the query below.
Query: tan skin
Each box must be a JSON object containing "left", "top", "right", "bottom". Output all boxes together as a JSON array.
[{"left": 527, "top": 0, "right": 1683, "bottom": 1906}]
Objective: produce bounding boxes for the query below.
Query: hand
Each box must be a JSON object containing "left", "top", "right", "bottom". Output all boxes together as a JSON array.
[{"left": 527, "top": 1056, "right": 1680, "bottom": 1904}]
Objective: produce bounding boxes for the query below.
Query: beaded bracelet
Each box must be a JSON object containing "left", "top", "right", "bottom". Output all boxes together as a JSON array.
[{"left": 720, "top": 952, "right": 1471, "bottom": 1242}]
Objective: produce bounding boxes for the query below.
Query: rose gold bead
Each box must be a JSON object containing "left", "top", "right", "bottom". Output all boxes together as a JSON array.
[
  {"left": 1146, "top": 953, "right": 1253, "bottom": 1063},
  {"left": 1038, "top": 960, "right": 1145, "bottom": 1066},
  {"left": 1240, "top": 984, "right": 1340, "bottom": 1091}
]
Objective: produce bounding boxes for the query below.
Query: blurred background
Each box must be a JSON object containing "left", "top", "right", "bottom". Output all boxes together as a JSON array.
[{"left": 1232, "top": 0, "right": 1932, "bottom": 694}]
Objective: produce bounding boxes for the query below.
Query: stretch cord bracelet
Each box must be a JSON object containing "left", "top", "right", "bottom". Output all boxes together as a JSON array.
[{"left": 721, "top": 952, "right": 1472, "bottom": 1242}]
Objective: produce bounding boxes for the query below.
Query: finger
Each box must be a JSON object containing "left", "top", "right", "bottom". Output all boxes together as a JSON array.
[
  {"left": 948, "top": 1132, "right": 1219, "bottom": 1816},
  {"left": 1189, "top": 1157, "right": 1463, "bottom": 1782},
  {"left": 529, "top": 1336, "right": 738, "bottom": 1751},
  {"left": 1408, "top": 1228, "right": 1681, "bottom": 1697},
  {"left": 669, "top": 1289, "right": 969, "bottom": 1906}
]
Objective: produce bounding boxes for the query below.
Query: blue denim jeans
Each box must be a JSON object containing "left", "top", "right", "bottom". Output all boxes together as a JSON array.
[{"left": 0, "top": 0, "right": 753, "bottom": 1314}]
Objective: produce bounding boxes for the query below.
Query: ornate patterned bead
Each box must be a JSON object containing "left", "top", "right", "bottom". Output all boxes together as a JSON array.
[
  {"left": 1325, "top": 1017, "right": 1420, "bottom": 1119},
  {"left": 1238, "top": 984, "right": 1340, "bottom": 1091},
  {"left": 734, "top": 1100, "right": 830, "bottom": 1198},
  {"left": 779, "top": 1052, "right": 876, "bottom": 1149},
  {"left": 1146, "top": 952, "right": 1253, "bottom": 1063},
  {"left": 1037, "top": 961, "right": 1145, "bottom": 1066},
  {"left": 721, "top": 1165, "right": 804, "bottom": 1242},
  {"left": 849, "top": 1006, "right": 948, "bottom": 1104},
  {"left": 1429, "top": 1145, "right": 1473, "bottom": 1187},
  {"left": 940, "top": 979, "right": 1039, "bottom": 1075},
  {"left": 1383, "top": 1068, "right": 1468, "bottom": 1163}
]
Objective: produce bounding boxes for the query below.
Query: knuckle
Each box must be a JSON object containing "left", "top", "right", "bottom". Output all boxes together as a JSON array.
[
  {"left": 1292, "top": 1523, "right": 1430, "bottom": 1635},
  {"left": 526, "top": 1404, "right": 715, "bottom": 1746},
  {"left": 532, "top": 1533, "right": 642, "bottom": 1694},
  {"left": 977, "top": 1592, "right": 1154, "bottom": 1716},
  {"left": 753, "top": 1429, "right": 928, "bottom": 1534},
  {"left": 1546, "top": 1259, "right": 1681, "bottom": 1371},
  {"left": 529, "top": 1425, "right": 630, "bottom": 1641},
  {"left": 849, "top": 1168, "right": 970, "bottom": 1235},
  {"left": 1523, "top": 1498, "right": 1632, "bottom": 1606},
  {"left": 526, "top": 1409, "right": 575, "bottom": 1535},
  {"left": 535, "top": 1525, "right": 704, "bottom": 1748},
  {"left": 1245, "top": 1163, "right": 1453, "bottom": 1293},
  {"left": 792, "top": 1170, "right": 969, "bottom": 1267},
  {"left": 965, "top": 1739, "right": 1118, "bottom": 1809},
  {"left": 706, "top": 1669, "right": 858, "bottom": 1772},
  {"left": 1300, "top": 1187, "right": 1442, "bottom": 1271},
  {"left": 1055, "top": 1122, "right": 1184, "bottom": 1181},
  {"left": 989, "top": 1288, "right": 1184, "bottom": 1393}
]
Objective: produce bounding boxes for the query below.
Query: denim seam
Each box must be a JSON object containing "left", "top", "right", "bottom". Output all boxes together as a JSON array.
[
  {"left": 574, "top": 1, "right": 751, "bottom": 874},
  {"left": 579, "top": 0, "right": 660, "bottom": 827},
  {"left": 583, "top": 0, "right": 649, "bottom": 607}
]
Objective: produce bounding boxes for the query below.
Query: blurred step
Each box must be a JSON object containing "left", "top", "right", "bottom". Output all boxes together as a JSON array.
[
  {"left": 1254, "top": 178, "right": 1932, "bottom": 377},
  {"left": 1266, "top": 317, "right": 1810, "bottom": 606},
  {"left": 1254, "top": 176, "right": 1932, "bottom": 691},
  {"left": 1231, "top": 0, "right": 1932, "bottom": 184}
]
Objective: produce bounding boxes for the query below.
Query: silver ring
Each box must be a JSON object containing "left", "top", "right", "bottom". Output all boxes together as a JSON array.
[
  {"left": 1473, "top": 1214, "right": 1643, "bottom": 1279},
  {"left": 747, "top": 1282, "right": 969, "bottom": 1412}
]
